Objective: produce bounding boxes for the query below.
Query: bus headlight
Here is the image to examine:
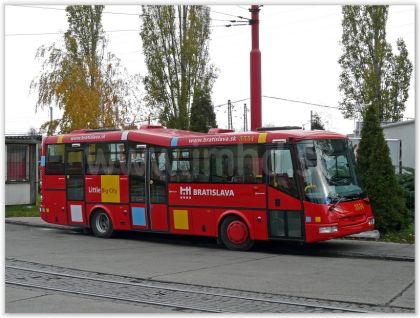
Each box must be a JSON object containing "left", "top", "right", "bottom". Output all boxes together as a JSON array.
[
  {"left": 319, "top": 226, "right": 338, "bottom": 234},
  {"left": 368, "top": 218, "right": 375, "bottom": 225}
]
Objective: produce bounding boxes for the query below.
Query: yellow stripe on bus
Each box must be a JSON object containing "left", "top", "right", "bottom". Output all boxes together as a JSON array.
[
  {"left": 258, "top": 133, "right": 267, "bottom": 143},
  {"left": 57, "top": 135, "right": 63, "bottom": 143}
]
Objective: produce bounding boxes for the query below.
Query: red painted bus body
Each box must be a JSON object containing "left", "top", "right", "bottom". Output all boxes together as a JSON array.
[{"left": 39, "top": 126, "right": 375, "bottom": 250}]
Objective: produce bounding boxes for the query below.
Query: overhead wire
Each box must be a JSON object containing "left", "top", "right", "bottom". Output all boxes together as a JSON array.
[
  {"left": 8, "top": 4, "right": 146, "bottom": 16},
  {"left": 263, "top": 95, "right": 340, "bottom": 110}
]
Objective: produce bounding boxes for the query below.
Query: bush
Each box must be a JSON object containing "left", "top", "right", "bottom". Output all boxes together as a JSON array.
[
  {"left": 357, "top": 104, "right": 410, "bottom": 233},
  {"left": 397, "top": 167, "right": 415, "bottom": 219}
]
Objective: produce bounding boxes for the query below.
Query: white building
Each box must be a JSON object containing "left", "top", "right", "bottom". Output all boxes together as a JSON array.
[{"left": 381, "top": 120, "right": 415, "bottom": 170}]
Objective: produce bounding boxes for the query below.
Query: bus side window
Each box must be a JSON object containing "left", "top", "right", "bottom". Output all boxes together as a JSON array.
[
  {"left": 269, "top": 149, "right": 298, "bottom": 197},
  {"left": 150, "top": 149, "right": 168, "bottom": 203},
  {"left": 210, "top": 145, "right": 263, "bottom": 184},
  {"left": 191, "top": 148, "right": 210, "bottom": 183},
  {"left": 46, "top": 144, "right": 65, "bottom": 175},
  {"left": 170, "top": 149, "right": 192, "bottom": 183},
  {"left": 87, "top": 143, "right": 127, "bottom": 175},
  {"left": 129, "top": 146, "right": 146, "bottom": 202}
]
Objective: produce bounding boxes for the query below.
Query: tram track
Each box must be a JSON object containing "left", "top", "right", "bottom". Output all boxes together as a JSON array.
[{"left": 6, "top": 259, "right": 412, "bottom": 313}]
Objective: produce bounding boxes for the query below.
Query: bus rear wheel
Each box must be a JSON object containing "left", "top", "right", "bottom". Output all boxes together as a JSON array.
[
  {"left": 220, "top": 216, "right": 254, "bottom": 251},
  {"left": 91, "top": 210, "right": 114, "bottom": 238}
]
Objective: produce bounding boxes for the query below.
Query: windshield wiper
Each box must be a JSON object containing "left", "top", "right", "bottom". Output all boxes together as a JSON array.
[{"left": 328, "top": 195, "right": 346, "bottom": 211}]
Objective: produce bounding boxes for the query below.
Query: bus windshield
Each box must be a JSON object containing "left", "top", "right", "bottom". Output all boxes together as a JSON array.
[{"left": 296, "top": 139, "right": 365, "bottom": 204}]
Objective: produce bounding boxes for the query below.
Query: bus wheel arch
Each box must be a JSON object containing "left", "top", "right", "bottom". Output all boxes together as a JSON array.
[
  {"left": 217, "top": 212, "right": 254, "bottom": 251},
  {"left": 90, "top": 207, "right": 114, "bottom": 238}
]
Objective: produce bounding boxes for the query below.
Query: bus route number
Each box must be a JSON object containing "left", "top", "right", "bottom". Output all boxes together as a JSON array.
[
  {"left": 239, "top": 135, "right": 254, "bottom": 143},
  {"left": 354, "top": 203, "right": 364, "bottom": 211}
]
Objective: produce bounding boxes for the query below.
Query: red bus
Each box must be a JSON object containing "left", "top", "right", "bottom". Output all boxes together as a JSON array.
[{"left": 39, "top": 125, "right": 375, "bottom": 251}]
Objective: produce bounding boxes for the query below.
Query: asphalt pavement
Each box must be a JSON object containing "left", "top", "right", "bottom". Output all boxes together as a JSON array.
[
  {"left": 5, "top": 217, "right": 414, "bottom": 261},
  {"left": 5, "top": 219, "right": 414, "bottom": 312}
]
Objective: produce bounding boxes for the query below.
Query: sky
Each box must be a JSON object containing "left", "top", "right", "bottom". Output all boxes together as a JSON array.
[{"left": 3, "top": 4, "right": 416, "bottom": 135}]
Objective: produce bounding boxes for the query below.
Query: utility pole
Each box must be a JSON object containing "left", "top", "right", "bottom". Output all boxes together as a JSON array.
[
  {"left": 250, "top": 5, "right": 262, "bottom": 131},
  {"left": 227, "top": 99, "right": 233, "bottom": 130},
  {"left": 310, "top": 110, "right": 313, "bottom": 130},
  {"left": 243, "top": 103, "right": 248, "bottom": 131},
  {"left": 49, "top": 106, "right": 53, "bottom": 136}
]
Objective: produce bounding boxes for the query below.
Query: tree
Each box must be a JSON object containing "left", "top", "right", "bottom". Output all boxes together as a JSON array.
[
  {"left": 140, "top": 5, "right": 217, "bottom": 130},
  {"left": 31, "top": 5, "right": 138, "bottom": 133},
  {"left": 338, "top": 6, "right": 412, "bottom": 122},
  {"left": 190, "top": 87, "right": 216, "bottom": 132},
  {"left": 310, "top": 111, "right": 325, "bottom": 130},
  {"left": 356, "top": 91, "right": 408, "bottom": 233}
]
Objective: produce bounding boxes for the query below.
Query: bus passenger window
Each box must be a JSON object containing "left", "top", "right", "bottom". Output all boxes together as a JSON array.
[
  {"left": 45, "top": 144, "right": 65, "bottom": 175},
  {"left": 269, "top": 149, "right": 298, "bottom": 197},
  {"left": 129, "top": 146, "right": 146, "bottom": 202},
  {"left": 211, "top": 145, "right": 263, "bottom": 184},
  {"left": 170, "top": 149, "right": 192, "bottom": 183},
  {"left": 87, "top": 143, "right": 127, "bottom": 175},
  {"left": 150, "top": 149, "right": 168, "bottom": 203}
]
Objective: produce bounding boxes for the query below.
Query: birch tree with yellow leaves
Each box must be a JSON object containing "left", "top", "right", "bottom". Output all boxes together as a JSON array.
[{"left": 31, "top": 5, "right": 140, "bottom": 134}]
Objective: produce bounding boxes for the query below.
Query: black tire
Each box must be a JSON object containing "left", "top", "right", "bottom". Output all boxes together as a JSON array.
[
  {"left": 220, "top": 215, "right": 254, "bottom": 251},
  {"left": 91, "top": 210, "right": 114, "bottom": 238}
]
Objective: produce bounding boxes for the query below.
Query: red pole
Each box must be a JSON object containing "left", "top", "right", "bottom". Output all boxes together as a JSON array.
[{"left": 250, "top": 5, "right": 261, "bottom": 131}]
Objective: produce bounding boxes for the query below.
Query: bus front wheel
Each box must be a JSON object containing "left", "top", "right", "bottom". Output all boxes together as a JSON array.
[
  {"left": 220, "top": 215, "right": 254, "bottom": 251},
  {"left": 91, "top": 210, "right": 114, "bottom": 238}
]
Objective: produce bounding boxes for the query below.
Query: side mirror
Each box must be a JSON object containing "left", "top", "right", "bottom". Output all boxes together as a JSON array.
[{"left": 305, "top": 147, "right": 317, "bottom": 167}]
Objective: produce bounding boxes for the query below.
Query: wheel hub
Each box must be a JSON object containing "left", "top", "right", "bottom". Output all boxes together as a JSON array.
[{"left": 227, "top": 221, "right": 248, "bottom": 244}]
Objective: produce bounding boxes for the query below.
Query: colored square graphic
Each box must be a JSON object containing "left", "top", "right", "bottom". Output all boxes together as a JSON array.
[
  {"left": 258, "top": 133, "right": 268, "bottom": 143},
  {"left": 132, "top": 207, "right": 146, "bottom": 226},
  {"left": 173, "top": 210, "right": 189, "bottom": 230},
  {"left": 70, "top": 205, "right": 83, "bottom": 223},
  {"left": 101, "top": 175, "right": 120, "bottom": 203},
  {"left": 171, "top": 137, "right": 179, "bottom": 147},
  {"left": 315, "top": 216, "right": 321, "bottom": 223},
  {"left": 305, "top": 216, "right": 312, "bottom": 223}
]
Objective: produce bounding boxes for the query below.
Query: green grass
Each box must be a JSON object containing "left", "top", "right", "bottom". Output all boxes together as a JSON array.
[
  {"left": 5, "top": 195, "right": 40, "bottom": 218},
  {"left": 380, "top": 222, "right": 415, "bottom": 244}
]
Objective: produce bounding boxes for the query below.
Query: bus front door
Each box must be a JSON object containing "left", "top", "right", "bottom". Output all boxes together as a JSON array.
[
  {"left": 65, "top": 146, "right": 86, "bottom": 226},
  {"left": 266, "top": 145, "right": 304, "bottom": 240},
  {"left": 129, "top": 145, "right": 169, "bottom": 232}
]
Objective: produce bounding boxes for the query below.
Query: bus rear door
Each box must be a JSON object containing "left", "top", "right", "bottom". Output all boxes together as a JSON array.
[
  {"left": 129, "top": 145, "right": 169, "bottom": 232},
  {"left": 65, "top": 144, "right": 86, "bottom": 226}
]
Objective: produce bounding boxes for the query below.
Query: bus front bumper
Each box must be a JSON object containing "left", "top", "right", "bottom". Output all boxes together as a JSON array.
[{"left": 305, "top": 217, "right": 375, "bottom": 243}]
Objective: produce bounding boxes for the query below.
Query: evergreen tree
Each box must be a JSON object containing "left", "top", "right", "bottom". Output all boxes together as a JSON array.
[
  {"left": 310, "top": 111, "right": 325, "bottom": 130},
  {"left": 357, "top": 95, "right": 408, "bottom": 233},
  {"left": 190, "top": 88, "right": 216, "bottom": 132}
]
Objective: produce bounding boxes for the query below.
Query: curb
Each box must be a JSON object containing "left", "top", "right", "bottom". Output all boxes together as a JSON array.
[{"left": 5, "top": 219, "right": 79, "bottom": 231}]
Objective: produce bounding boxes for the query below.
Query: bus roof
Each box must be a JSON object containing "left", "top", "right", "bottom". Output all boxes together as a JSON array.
[{"left": 43, "top": 126, "right": 346, "bottom": 147}]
